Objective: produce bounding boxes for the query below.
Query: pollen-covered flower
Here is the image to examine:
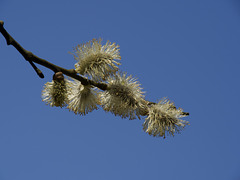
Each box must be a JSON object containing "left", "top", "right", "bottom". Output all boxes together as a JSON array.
[
  {"left": 100, "top": 73, "right": 144, "bottom": 120},
  {"left": 143, "top": 99, "right": 189, "bottom": 138},
  {"left": 73, "top": 38, "right": 121, "bottom": 81},
  {"left": 42, "top": 79, "right": 72, "bottom": 108},
  {"left": 67, "top": 80, "right": 98, "bottom": 115}
]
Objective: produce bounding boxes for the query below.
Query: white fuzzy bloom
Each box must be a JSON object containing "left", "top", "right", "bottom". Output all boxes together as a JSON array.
[
  {"left": 42, "top": 79, "right": 72, "bottom": 108},
  {"left": 67, "top": 80, "right": 98, "bottom": 115},
  {"left": 143, "top": 99, "right": 189, "bottom": 138},
  {"left": 73, "top": 38, "right": 121, "bottom": 81},
  {"left": 100, "top": 73, "right": 144, "bottom": 120}
]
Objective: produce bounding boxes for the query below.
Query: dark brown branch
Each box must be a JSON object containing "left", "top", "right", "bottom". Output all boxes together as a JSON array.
[
  {"left": 0, "top": 21, "right": 44, "bottom": 78},
  {"left": 0, "top": 21, "right": 108, "bottom": 90}
]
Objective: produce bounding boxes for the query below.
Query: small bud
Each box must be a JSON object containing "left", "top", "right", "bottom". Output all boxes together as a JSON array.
[{"left": 53, "top": 72, "right": 64, "bottom": 82}]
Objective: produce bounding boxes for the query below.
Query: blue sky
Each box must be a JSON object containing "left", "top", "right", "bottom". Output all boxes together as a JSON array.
[{"left": 0, "top": 0, "right": 240, "bottom": 180}]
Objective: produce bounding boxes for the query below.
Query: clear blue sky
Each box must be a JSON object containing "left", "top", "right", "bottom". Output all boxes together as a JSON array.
[{"left": 0, "top": 0, "right": 240, "bottom": 180}]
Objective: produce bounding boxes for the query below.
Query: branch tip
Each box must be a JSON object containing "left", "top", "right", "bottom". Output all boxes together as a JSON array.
[
  {"left": 37, "top": 70, "right": 44, "bottom": 79},
  {"left": 182, "top": 112, "right": 189, "bottom": 116},
  {"left": 28, "top": 61, "right": 44, "bottom": 79}
]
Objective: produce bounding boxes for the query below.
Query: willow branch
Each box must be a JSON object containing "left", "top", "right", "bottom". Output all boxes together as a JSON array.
[{"left": 0, "top": 21, "right": 189, "bottom": 116}]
